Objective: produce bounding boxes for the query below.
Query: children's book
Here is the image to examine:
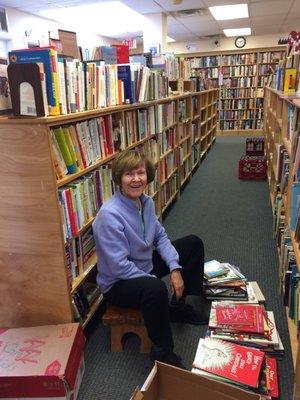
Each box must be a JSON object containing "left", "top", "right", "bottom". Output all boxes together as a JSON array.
[{"left": 193, "top": 337, "right": 264, "bottom": 388}]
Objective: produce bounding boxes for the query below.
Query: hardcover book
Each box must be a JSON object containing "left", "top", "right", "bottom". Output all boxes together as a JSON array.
[{"left": 193, "top": 338, "right": 264, "bottom": 388}]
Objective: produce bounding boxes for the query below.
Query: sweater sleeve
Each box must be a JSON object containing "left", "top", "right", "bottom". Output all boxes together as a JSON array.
[
  {"left": 153, "top": 216, "right": 182, "bottom": 272},
  {"left": 94, "top": 209, "right": 153, "bottom": 280}
]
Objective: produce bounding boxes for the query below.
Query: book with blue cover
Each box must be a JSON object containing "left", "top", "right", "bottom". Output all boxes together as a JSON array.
[
  {"left": 117, "top": 64, "right": 134, "bottom": 104},
  {"left": 99, "top": 46, "right": 117, "bottom": 65},
  {"left": 8, "top": 48, "right": 55, "bottom": 108}
]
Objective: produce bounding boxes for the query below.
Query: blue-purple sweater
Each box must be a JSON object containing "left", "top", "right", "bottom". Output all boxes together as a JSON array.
[{"left": 92, "top": 190, "right": 181, "bottom": 293}]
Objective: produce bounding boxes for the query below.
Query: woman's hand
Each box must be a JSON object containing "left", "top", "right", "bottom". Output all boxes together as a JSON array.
[{"left": 170, "top": 269, "right": 184, "bottom": 301}]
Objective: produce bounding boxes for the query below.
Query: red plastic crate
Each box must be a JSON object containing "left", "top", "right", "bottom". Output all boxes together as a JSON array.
[
  {"left": 246, "top": 137, "right": 264, "bottom": 156},
  {"left": 239, "top": 155, "right": 267, "bottom": 180}
]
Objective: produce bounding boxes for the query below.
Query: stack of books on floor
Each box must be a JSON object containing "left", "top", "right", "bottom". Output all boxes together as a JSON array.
[
  {"left": 203, "top": 260, "right": 264, "bottom": 302},
  {"left": 192, "top": 260, "right": 283, "bottom": 398}
]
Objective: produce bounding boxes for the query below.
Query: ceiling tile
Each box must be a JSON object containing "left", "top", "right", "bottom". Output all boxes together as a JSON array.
[
  {"left": 155, "top": 0, "right": 206, "bottom": 12},
  {"left": 168, "top": 24, "right": 194, "bottom": 34},
  {"left": 252, "top": 26, "right": 282, "bottom": 35},
  {"left": 122, "top": 0, "right": 163, "bottom": 14},
  {"left": 203, "top": 0, "right": 250, "bottom": 5},
  {"left": 249, "top": 0, "right": 292, "bottom": 17},
  {"left": 250, "top": 15, "right": 286, "bottom": 28},
  {"left": 217, "top": 18, "right": 251, "bottom": 29}
]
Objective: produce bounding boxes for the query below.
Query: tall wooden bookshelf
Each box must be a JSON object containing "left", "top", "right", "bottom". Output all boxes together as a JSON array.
[
  {"left": 0, "top": 88, "right": 218, "bottom": 329},
  {"left": 264, "top": 86, "right": 300, "bottom": 398},
  {"left": 178, "top": 47, "right": 285, "bottom": 136}
]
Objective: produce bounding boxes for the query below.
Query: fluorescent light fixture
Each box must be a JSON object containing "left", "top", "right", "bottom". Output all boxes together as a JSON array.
[
  {"left": 223, "top": 28, "right": 251, "bottom": 37},
  {"left": 38, "top": 1, "right": 145, "bottom": 37},
  {"left": 209, "top": 3, "right": 248, "bottom": 20},
  {"left": 167, "top": 36, "right": 175, "bottom": 43}
]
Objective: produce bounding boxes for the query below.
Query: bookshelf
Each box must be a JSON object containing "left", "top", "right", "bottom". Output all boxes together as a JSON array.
[
  {"left": 178, "top": 48, "right": 285, "bottom": 136},
  {"left": 264, "top": 86, "right": 300, "bottom": 397},
  {"left": 0, "top": 88, "right": 218, "bottom": 329}
]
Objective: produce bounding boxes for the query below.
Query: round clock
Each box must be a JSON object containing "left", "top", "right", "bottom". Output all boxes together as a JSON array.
[{"left": 235, "top": 36, "right": 246, "bottom": 48}]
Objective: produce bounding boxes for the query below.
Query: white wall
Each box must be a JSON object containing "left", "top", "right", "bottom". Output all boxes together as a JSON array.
[
  {"left": 167, "top": 33, "right": 288, "bottom": 55},
  {"left": 2, "top": 7, "right": 121, "bottom": 57}
]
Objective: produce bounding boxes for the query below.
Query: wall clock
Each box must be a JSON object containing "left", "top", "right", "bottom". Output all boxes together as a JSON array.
[{"left": 235, "top": 36, "right": 246, "bottom": 48}]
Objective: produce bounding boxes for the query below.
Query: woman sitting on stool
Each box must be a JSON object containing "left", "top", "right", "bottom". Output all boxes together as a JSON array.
[{"left": 93, "top": 149, "right": 208, "bottom": 369}]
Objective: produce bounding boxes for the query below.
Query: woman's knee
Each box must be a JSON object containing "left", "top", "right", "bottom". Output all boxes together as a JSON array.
[{"left": 141, "top": 278, "right": 169, "bottom": 304}]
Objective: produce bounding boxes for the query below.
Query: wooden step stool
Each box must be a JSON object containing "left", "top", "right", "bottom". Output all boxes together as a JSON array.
[{"left": 102, "top": 304, "right": 151, "bottom": 353}]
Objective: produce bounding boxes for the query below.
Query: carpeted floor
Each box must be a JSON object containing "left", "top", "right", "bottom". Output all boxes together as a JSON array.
[{"left": 78, "top": 136, "right": 294, "bottom": 400}]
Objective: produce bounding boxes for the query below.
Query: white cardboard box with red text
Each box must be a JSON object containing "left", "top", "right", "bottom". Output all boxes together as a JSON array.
[
  {"left": 131, "top": 362, "right": 267, "bottom": 400},
  {"left": 0, "top": 323, "right": 85, "bottom": 399}
]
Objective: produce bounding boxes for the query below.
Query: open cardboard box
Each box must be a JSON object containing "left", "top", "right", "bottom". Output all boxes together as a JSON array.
[
  {"left": 0, "top": 323, "right": 85, "bottom": 399},
  {"left": 132, "top": 362, "right": 266, "bottom": 400}
]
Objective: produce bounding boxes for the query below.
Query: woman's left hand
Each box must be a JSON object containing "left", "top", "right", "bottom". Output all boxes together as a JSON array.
[{"left": 170, "top": 269, "right": 184, "bottom": 301}]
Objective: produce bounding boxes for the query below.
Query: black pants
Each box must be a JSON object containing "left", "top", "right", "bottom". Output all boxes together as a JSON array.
[{"left": 103, "top": 235, "right": 204, "bottom": 352}]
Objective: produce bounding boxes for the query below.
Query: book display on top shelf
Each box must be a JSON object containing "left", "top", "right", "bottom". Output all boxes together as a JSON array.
[{"left": 0, "top": 86, "right": 218, "bottom": 330}]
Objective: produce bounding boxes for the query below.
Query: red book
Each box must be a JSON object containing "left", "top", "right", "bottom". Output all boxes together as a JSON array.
[
  {"left": 103, "top": 114, "right": 114, "bottom": 155},
  {"left": 210, "top": 304, "right": 266, "bottom": 335},
  {"left": 64, "top": 188, "right": 78, "bottom": 237},
  {"left": 266, "top": 357, "right": 279, "bottom": 398},
  {"left": 193, "top": 338, "right": 264, "bottom": 388},
  {"left": 111, "top": 44, "right": 129, "bottom": 63},
  {"left": 216, "top": 304, "right": 258, "bottom": 326}
]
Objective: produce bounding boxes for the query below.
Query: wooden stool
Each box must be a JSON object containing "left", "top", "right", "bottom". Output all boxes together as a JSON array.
[{"left": 102, "top": 304, "right": 151, "bottom": 353}]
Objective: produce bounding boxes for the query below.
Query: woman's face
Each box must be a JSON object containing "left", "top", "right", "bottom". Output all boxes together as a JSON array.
[{"left": 120, "top": 163, "right": 147, "bottom": 201}]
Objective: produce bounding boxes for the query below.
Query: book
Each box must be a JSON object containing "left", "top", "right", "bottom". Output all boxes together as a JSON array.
[
  {"left": 210, "top": 303, "right": 266, "bottom": 335},
  {"left": 117, "top": 65, "right": 134, "bottom": 104},
  {"left": 8, "top": 47, "right": 59, "bottom": 115},
  {"left": 204, "top": 260, "right": 229, "bottom": 279},
  {"left": 193, "top": 337, "right": 264, "bottom": 388},
  {"left": 0, "top": 58, "right": 11, "bottom": 113},
  {"left": 99, "top": 46, "right": 117, "bottom": 64},
  {"left": 111, "top": 44, "right": 129, "bottom": 64},
  {"left": 290, "top": 182, "right": 300, "bottom": 231},
  {"left": 215, "top": 304, "right": 258, "bottom": 326}
]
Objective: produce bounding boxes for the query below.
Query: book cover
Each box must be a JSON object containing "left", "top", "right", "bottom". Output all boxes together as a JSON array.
[
  {"left": 209, "top": 303, "right": 266, "bottom": 334},
  {"left": 8, "top": 48, "right": 57, "bottom": 113},
  {"left": 284, "top": 68, "right": 296, "bottom": 94},
  {"left": 216, "top": 304, "right": 257, "bottom": 326},
  {"left": 290, "top": 182, "right": 300, "bottom": 231},
  {"left": 99, "top": 46, "right": 117, "bottom": 65},
  {"left": 265, "top": 357, "right": 279, "bottom": 398},
  {"left": 193, "top": 338, "right": 264, "bottom": 388},
  {"left": 117, "top": 64, "right": 134, "bottom": 104},
  {"left": 112, "top": 44, "right": 129, "bottom": 64},
  {"left": 204, "top": 260, "right": 229, "bottom": 279}
]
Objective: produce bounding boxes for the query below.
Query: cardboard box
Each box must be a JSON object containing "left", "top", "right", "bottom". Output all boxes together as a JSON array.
[
  {"left": 0, "top": 323, "right": 85, "bottom": 399},
  {"left": 132, "top": 362, "right": 264, "bottom": 400}
]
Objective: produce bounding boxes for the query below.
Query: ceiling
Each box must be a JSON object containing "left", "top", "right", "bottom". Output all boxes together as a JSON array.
[{"left": 0, "top": 0, "right": 298, "bottom": 41}]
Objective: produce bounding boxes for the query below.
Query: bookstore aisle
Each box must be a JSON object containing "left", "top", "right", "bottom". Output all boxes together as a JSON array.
[{"left": 79, "top": 137, "right": 293, "bottom": 400}]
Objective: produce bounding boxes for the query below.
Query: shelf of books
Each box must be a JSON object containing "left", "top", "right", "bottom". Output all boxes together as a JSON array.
[
  {"left": 264, "top": 85, "right": 300, "bottom": 396},
  {"left": 0, "top": 77, "right": 218, "bottom": 329},
  {"left": 177, "top": 48, "right": 285, "bottom": 136}
]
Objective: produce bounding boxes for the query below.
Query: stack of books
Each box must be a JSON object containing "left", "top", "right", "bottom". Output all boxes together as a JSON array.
[
  {"left": 194, "top": 260, "right": 283, "bottom": 397},
  {"left": 207, "top": 302, "right": 284, "bottom": 357},
  {"left": 204, "top": 260, "right": 249, "bottom": 301},
  {"left": 192, "top": 337, "right": 279, "bottom": 398}
]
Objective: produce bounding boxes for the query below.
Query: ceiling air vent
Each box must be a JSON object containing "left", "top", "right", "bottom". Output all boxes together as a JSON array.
[{"left": 170, "top": 8, "right": 209, "bottom": 18}]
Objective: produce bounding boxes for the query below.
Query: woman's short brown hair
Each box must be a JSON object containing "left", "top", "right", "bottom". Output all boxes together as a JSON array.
[{"left": 112, "top": 149, "right": 156, "bottom": 186}]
